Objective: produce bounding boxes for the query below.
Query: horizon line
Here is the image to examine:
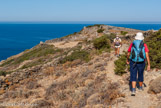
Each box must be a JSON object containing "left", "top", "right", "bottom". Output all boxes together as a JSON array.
[{"left": 0, "top": 21, "right": 161, "bottom": 24}]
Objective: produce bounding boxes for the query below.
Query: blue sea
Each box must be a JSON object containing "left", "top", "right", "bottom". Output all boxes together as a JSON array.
[{"left": 0, "top": 23, "right": 161, "bottom": 61}]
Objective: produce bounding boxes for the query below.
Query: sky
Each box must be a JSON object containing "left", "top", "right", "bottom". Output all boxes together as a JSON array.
[{"left": 0, "top": 0, "right": 161, "bottom": 22}]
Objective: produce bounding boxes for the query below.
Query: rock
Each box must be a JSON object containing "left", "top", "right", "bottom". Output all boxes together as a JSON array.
[
  {"left": 99, "top": 66, "right": 105, "bottom": 71},
  {"left": 156, "top": 102, "right": 161, "bottom": 108},
  {"left": 71, "top": 59, "right": 82, "bottom": 67},
  {"left": 157, "top": 93, "right": 161, "bottom": 100},
  {"left": 87, "top": 93, "right": 101, "bottom": 105},
  {"left": 87, "top": 61, "right": 93, "bottom": 65},
  {"left": 148, "top": 76, "right": 161, "bottom": 94},
  {"left": 84, "top": 79, "right": 94, "bottom": 87},
  {"left": 0, "top": 89, "right": 5, "bottom": 95},
  {"left": 31, "top": 99, "right": 53, "bottom": 108},
  {"left": 94, "top": 62, "right": 104, "bottom": 69},
  {"left": 40, "top": 41, "right": 43, "bottom": 44},
  {"left": 102, "top": 52, "right": 111, "bottom": 58}
]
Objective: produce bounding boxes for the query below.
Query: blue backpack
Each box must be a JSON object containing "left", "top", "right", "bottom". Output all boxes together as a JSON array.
[{"left": 130, "top": 40, "right": 146, "bottom": 62}]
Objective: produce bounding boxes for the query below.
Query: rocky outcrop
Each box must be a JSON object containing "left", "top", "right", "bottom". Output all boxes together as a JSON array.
[
  {"left": 148, "top": 76, "right": 161, "bottom": 94},
  {"left": 45, "top": 25, "right": 142, "bottom": 44}
]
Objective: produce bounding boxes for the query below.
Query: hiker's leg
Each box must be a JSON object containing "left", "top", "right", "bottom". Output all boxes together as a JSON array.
[
  {"left": 139, "top": 82, "right": 143, "bottom": 87},
  {"left": 132, "top": 81, "right": 136, "bottom": 88},
  {"left": 117, "top": 47, "right": 120, "bottom": 55},
  {"left": 115, "top": 47, "right": 117, "bottom": 55},
  {"left": 138, "top": 62, "right": 145, "bottom": 87},
  {"left": 130, "top": 60, "right": 137, "bottom": 89}
]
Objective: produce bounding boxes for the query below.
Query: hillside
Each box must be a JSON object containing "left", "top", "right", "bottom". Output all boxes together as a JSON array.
[{"left": 0, "top": 25, "right": 160, "bottom": 108}]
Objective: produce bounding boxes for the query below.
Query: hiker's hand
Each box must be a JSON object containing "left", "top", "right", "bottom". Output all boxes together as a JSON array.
[
  {"left": 126, "top": 60, "right": 130, "bottom": 65},
  {"left": 147, "top": 65, "right": 150, "bottom": 71}
]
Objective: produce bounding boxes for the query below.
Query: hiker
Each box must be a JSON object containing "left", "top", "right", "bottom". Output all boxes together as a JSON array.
[
  {"left": 114, "top": 36, "right": 122, "bottom": 56},
  {"left": 126, "top": 32, "right": 150, "bottom": 96}
]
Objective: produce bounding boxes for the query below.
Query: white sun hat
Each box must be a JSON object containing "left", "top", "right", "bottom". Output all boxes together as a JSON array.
[{"left": 135, "top": 32, "right": 144, "bottom": 40}]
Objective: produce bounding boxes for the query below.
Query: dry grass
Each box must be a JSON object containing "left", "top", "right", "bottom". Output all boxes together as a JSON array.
[
  {"left": 31, "top": 99, "right": 53, "bottom": 108},
  {"left": 44, "top": 67, "right": 54, "bottom": 76},
  {"left": 26, "top": 80, "right": 41, "bottom": 90},
  {"left": 3, "top": 90, "right": 38, "bottom": 99}
]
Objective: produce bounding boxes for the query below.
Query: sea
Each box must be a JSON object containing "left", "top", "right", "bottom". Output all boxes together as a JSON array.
[{"left": 0, "top": 23, "right": 161, "bottom": 61}]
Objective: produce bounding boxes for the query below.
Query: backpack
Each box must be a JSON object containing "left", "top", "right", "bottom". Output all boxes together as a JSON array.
[
  {"left": 130, "top": 40, "right": 146, "bottom": 62},
  {"left": 114, "top": 38, "right": 121, "bottom": 46}
]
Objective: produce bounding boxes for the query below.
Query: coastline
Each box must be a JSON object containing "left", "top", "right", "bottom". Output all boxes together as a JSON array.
[{"left": 0, "top": 24, "right": 160, "bottom": 62}]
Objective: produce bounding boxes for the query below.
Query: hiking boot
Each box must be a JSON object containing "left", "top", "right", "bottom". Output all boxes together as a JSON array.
[
  {"left": 116, "top": 54, "right": 119, "bottom": 57},
  {"left": 138, "top": 86, "right": 143, "bottom": 91},
  {"left": 131, "top": 88, "right": 136, "bottom": 96}
]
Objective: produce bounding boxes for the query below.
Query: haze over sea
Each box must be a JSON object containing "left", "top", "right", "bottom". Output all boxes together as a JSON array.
[{"left": 0, "top": 22, "right": 161, "bottom": 61}]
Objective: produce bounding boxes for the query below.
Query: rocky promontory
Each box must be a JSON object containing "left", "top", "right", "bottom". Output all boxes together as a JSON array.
[{"left": 0, "top": 24, "right": 160, "bottom": 108}]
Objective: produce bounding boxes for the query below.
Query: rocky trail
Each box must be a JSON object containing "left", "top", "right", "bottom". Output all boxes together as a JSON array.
[
  {"left": 47, "top": 41, "right": 80, "bottom": 49},
  {"left": 118, "top": 70, "right": 161, "bottom": 108}
]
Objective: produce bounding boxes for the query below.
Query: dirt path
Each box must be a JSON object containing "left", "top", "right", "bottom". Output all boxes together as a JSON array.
[
  {"left": 118, "top": 70, "right": 159, "bottom": 108},
  {"left": 105, "top": 51, "right": 122, "bottom": 82},
  {"left": 47, "top": 41, "right": 80, "bottom": 49},
  {"left": 105, "top": 44, "right": 128, "bottom": 81}
]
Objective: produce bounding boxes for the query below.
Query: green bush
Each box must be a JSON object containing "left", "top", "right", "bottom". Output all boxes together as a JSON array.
[
  {"left": 145, "top": 29, "right": 161, "bottom": 69},
  {"left": 121, "top": 31, "right": 128, "bottom": 36},
  {"left": 93, "top": 36, "right": 111, "bottom": 51},
  {"left": 103, "top": 33, "right": 116, "bottom": 43},
  {"left": 0, "top": 59, "right": 14, "bottom": 67},
  {"left": 97, "top": 29, "right": 104, "bottom": 33},
  {"left": 59, "top": 50, "right": 90, "bottom": 64},
  {"left": 0, "top": 71, "right": 6, "bottom": 76},
  {"left": 86, "top": 24, "right": 103, "bottom": 28},
  {"left": 114, "top": 53, "right": 128, "bottom": 76}
]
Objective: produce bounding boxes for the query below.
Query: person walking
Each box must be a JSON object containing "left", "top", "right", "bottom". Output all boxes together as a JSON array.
[
  {"left": 126, "top": 32, "right": 150, "bottom": 96},
  {"left": 114, "top": 36, "right": 122, "bottom": 57}
]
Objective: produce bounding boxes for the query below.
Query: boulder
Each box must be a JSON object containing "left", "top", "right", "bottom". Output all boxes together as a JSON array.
[
  {"left": 148, "top": 76, "right": 161, "bottom": 94},
  {"left": 156, "top": 102, "right": 161, "bottom": 108}
]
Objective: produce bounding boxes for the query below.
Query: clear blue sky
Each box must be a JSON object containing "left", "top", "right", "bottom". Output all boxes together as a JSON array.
[{"left": 0, "top": 0, "right": 161, "bottom": 22}]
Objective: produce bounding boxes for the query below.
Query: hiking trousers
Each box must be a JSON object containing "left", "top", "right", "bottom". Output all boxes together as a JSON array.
[{"left": 130, "top": 60, "right": 145, "bottom": 82}]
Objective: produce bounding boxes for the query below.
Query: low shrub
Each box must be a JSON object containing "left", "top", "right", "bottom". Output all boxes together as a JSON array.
[
  {"left": 97, "top": 29, "right": 104, "bottom": 33},
  {"left": 86, "top": 24, "right": 103, "bottom": 28},
  {"left": 114, "top": 52, "right": 128, "bottom": 76},
  {"left": 26, "top": 81, "right": 41, "bottom": 89},
  {"left": 0, "top": 59, "right": 14, "bottom": 67},
  {"left": 0, "top": 71, "right": 6, "bottom": 76},
  {"left": 103, "top": 33, "right": 116, "bottom": 43},
  {"left": 59, "top": 50, "right": 90, "bottom": 64},
  {"left": 100, "top": 82, "right": 124, "bottom": 105},
  {"left": 145, "top": 29, "right": 161, "bottom": 69},
  {"left": 121, "top": 31, "right": 128, "bottom": 36},
  {"left": 15, "top": 45, "right": 61, "bottom": 64},
  {"left": 21, "top": 58, "right": 46, "bottom": 69},
  {"left": 93, "top": 36, "right": 111, "bottom": 52}
]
